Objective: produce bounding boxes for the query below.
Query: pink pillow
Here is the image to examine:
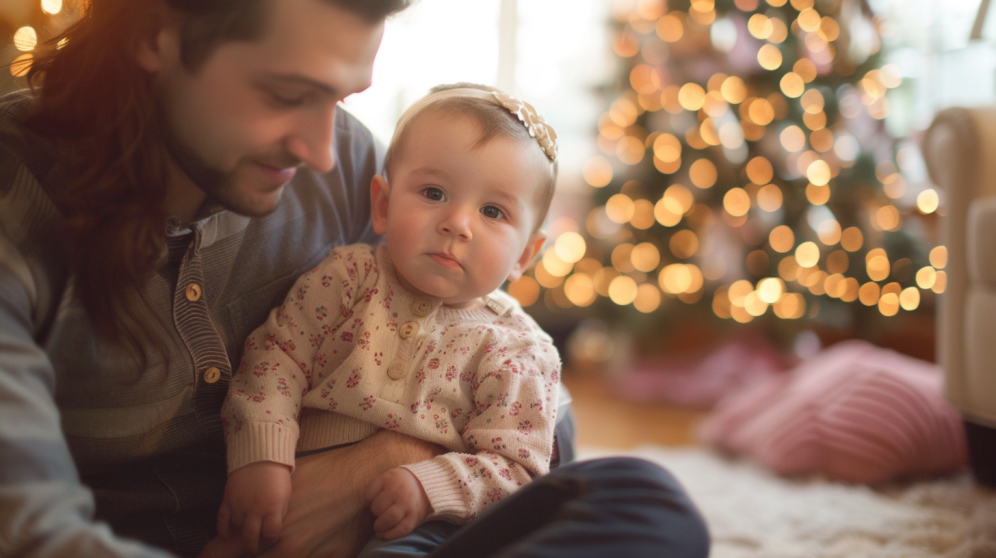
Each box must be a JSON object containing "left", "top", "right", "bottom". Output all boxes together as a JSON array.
[{"left": 700, "top": 340, "right": 968, "bottom": 484}]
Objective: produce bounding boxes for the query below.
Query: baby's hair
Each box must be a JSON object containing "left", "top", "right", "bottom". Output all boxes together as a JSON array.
[{"left": 384, "top": 83, "right": 558, "bottom": 231}]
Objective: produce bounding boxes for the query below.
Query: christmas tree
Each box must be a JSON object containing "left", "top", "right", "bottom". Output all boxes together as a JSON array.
[{"left": 508, "top": 0, "right": 944, "bottom": 358}]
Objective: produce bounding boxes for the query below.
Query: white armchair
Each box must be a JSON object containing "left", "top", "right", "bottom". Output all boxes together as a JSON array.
[{"left": 923, "top": 107, "right": 996, "bottom": 486}]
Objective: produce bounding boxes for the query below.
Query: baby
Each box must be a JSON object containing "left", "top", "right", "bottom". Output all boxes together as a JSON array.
[{"left": 218, "top": 83, "right": 562, "bottom": 553}]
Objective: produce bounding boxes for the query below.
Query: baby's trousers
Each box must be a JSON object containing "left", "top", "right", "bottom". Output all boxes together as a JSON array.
[{"left": 358, "top": 456, "right": 710, "bottom": 558}]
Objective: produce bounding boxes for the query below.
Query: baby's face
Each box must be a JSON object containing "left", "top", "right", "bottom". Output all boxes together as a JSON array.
[{"left": 373, "top": 111, "right": 549, "bottom": 308}]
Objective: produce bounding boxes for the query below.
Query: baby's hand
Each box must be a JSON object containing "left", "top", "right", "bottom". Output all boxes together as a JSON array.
[
  {"left": 364, "top": 467, "right": 432, "bottom": 540},
  {"left": 217, "top": 461, "right": 292, "bottom": 554}
]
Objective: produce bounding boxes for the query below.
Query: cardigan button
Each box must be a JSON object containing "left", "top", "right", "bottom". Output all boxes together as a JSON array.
[
  {"left": 387, "top": 360, "right": 408, "bottom": 380},
  {"left": 185, "top": 283, "right": 202, "bottom": 302},
  {"left": 399, "top": 321, "right": 419, "bottom": 339},
  {"left": 411, "top": 298, "right": 433, "bottom": 317},
  {"left": 203, "top": 366, "right": 221, "bottom": 384}
]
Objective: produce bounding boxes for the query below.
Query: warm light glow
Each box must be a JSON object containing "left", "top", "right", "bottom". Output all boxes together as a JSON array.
[
  {"left": 42, "top": 0, "right": 63, "bottom": 14},
  {"left": 656, "top": 14, "right": 684, "bottom": 42},
  {"left": 583, "top": 157, "right": 613, "bottom": 187},
  {"left": 631, "top": 242, "right": 662, "bottom": 272},
  {"left": 748, "top": 14, "right": 773, "bottom": 39},
  {"left": 778, "top": 256, "right": 799, "bottom": 281},
  {"left": 795, "top": 241, "right": 820, "bottom": 268},
  {"left": 543, "top": 248, "right": 574, "bottom": 277},
  {"left": 722, "top": 188, "right": 749, "bottom": 218},
  {"left": 593, "top": 267, "right": 619, "bottom": 296},
  {"left": 810, "top": 129, "right": 834, "bottom": 153},
  {"left": 878, "top": 293, "right": 900, "bottom": 316},
  {"left": 608, "top": 276, "right": 639, "bottom": 305},
  {"left": 719, "top": 121, "right": 745, "bottom": 149},
  {"left": 679, "top": 83, "right": 707, "bottom": 111},
  {"left": 900, "top": 287, "right": 920, "bottom": 311},
  {"left": 665, "top": 184, "right": 695, "bottom": 213},
  {"left": 564, "top": 274, "right": 597, "bottom": 307},
  {"left": 867, "top": 255, "right": 890, "bottom": 282},
  {"left": 801, "top": 89, "right": 825, "bottom": 114},
  {"left": 606, "top": 194, "right": 636, "bottom": 224},
  {"left": 655, "top": 197, "right": 683, "bottom": 227},
  {"left": 507, "top": 276, "right": 540, "bottom": 307},
  {"left": 653, "top": 134, "right": 682, "bottom": 163},
  {"left": 703, "top": 91, "right": 729, "bottom": 117},
  {"left": 13, "top": 26, "right": 37, "bottom": 52},
  {"left": 780, "top": 126, "right": 806, "bottom": 152},
  {"left": 859, "top": 282, "right": 881, "bottom": 306},
  {"left": 534, "top": 261, "right": 564, "bottom": 288},
  {"left": 768, "top": 17, "right": 789, "bottom": 43},
  {"left": 794, "top": 58, "right": 818, "bottom": 82},
  {"left": 659, "top": 263, "right": 704, "bottom": 295},
  {"left": 689, "top": 159, "right": 718, "bottom": 189},
  {"left": 820, "top": 16, "right": 841, "bottom": 41},
  {"left": 757, "top": 277, "right": 785, "bottom": 303},
  {"left": 933, "top": 271, "right": 947, "bottom": 294},
  {"left": 826, "top": 250, "right": 849, "bottom": 274},
  {"left": 797, "top": 8, "right": 821, "bottom": 32},
  {"left": 661, "top": 85, "right": 683, "bottom": 114},
  {"left": 748, "top": 99, "right": 775, "bottom": 125},
  {"left": 876, "top": 205, "right": 901, "bottom": 231},
  {"left": 805, "top": 183, "right": 830, "bottom": 205},
  {"left": 631, "top": 65, "right": 662, "bottom": 94},
  {"left": 612, "top": 244, "right": 636, "bottom": 273},
  {"left": 670, "top": 230, "right": 700, "bottom": 258},
  {"left": 757, "top": 184, "right": 783, "bottom": 212},
  {"left": 743, "top": 292, "right": 769, "bottom": 316},
  {"left": 721, "top": 76, "right": 748, "bottom": 104},
  {"left": 807, "top": 160, "right": 831, "bottom": 186},
  {"left": 803, "top": 111, "right": 827, "bottom": 131},
  {"left": 769, "top": 225, "right": 795, "bottom": 253},
  {"left": 841, "top": 227, "right": 864, "bottom": 252},
  {"left": 728, "top": 280, "right": 755, "bottom": 306},
  {"left": 631, "top": 199, "right": 657, "bottom": 230},
  {"left": 916, "top": 266, "right": 937, "bottom": 289},
  {"left": 10, "top": 54, "right": 32, "bottom": 78},
  {"left": 774, "top": 292, "right": 805, "bottom": 319},
  {"left": 758, "top": 45, "right": 783, "bottom": 71},
  {"left": 634, "top": 284, "right": 662, "bottom": 313},
  {"left": 555, "top": 232, "right": 587, "bottom": 263},
  {"left": 610, "top": 98, "right": 639, "bottom": 127},
  {"left": 930, "top": 246, "right": 948, "bottom": 269},
  {"left": 917, "top": 189, "right": 939, "bottom": 214},
  {"left": 780, "top": 73, "right": 805, "bottom": 98},
  {"left": 617, "top": 136, "right": 646, "bottom": 165},
  {"left": 817, "top": 220, "right": 841, "bottom": 246},
  {"left": 746, "top": 157, "right": 774, "bottom": 184}
]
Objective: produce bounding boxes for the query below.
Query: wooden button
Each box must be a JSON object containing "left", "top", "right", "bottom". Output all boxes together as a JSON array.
[
  {"left": 411, "top": 298, "right": 433, "bottom": 317},
  {"left": 203, "top": 366, "right": 221, "bottom": 384},
  {"left": 185, "top": 283, "right": 202, "bottom": 302},
  {"left": 399, "top": 321, "right": 419, "bottom": 339},
  {"left": 387, "top": 360, "right": 407, "bottom": 380}
]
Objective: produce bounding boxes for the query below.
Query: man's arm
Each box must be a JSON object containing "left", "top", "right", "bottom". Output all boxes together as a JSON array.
[
  {"left": 0, "top": 242, "right": 174, "bottom": 558},
  {"left": 257, "top": 429, "right": 443, "bottom": 558}
]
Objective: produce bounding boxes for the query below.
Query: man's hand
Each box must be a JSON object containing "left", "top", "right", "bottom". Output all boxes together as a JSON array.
[
  {"left": 254, "top": 430, "right": 443, "bottom": 558},
  {"left": 365, "top": 467, "right": 432, "bottom": 541},
  {"left": 218, "top": 461, "right": 293, "bottom": 554}
]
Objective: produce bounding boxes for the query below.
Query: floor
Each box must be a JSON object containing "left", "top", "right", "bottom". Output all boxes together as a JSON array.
[{"left": 562, "top": 371, "right": 709, "bottom": 449}]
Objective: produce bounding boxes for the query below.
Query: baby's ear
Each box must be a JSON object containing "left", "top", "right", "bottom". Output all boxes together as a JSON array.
[
  {"left": 507, "top": 232, "right": 546, "bottom": 283},
  {"left": 370, "top": 175, "right": 391, "bottom": 236}
]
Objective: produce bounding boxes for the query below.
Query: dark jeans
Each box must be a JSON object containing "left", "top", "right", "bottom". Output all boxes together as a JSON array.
[{"left": 359, "top": 456, "right": 710, "bottom": 558}]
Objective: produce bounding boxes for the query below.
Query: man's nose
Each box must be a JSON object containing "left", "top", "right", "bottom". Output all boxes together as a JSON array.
[{"left": 284, "top": 104, "right": 336, "bottom": 173}]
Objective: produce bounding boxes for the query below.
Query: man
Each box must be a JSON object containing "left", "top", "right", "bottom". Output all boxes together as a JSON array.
[{"left": 0, "top": 0, "right": 710, "bottom": 557}]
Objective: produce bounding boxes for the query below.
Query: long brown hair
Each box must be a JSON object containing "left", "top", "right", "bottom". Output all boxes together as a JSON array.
[{"left": 26, "top": 0, "right": 412, "bottom": 367}]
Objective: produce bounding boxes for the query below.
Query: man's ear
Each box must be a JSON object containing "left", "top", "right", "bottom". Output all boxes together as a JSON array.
[
  {"left": 507, "top": 231, "right": 546, "bottom": 283},
  {"left": 135, "top": 8, "right": 180, "bottom": 74},
  {"left": 370, "top": 174, "right": 391, "bottom": 236}
]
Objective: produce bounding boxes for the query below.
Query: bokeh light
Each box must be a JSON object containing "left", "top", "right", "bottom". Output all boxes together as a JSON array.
[
  {"left": 690, "top": 159, "right": 718, "bottom": 188},
  {"left": 769, "top": 225, "right": 795, "bottom": 253},
  {"left": 795, "top": 241, "right": 820, "bottom": 268},
  {"left": 930, "top": 246, "right": 948, "bottom": 269}
]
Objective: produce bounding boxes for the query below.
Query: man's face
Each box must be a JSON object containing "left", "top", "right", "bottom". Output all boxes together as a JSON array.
[{"left": 150, "top": 0, "right": 384, "bottom": 217}]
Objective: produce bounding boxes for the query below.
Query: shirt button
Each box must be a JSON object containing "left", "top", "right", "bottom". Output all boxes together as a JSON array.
[
  {"left": 185, "top": 283, "right": 202, "bottom": 302},
  {"left": 387, "top": 360, "right": 408, "bottom": 380},
  {"left": 399, "top": 321, "right": 419, "bottom": 339},
  {"left": 203, "top": 366, "right": 221, "bottom": 384},
  {"left": 411, "top": 298, "right": 433, "bottom": 317}
]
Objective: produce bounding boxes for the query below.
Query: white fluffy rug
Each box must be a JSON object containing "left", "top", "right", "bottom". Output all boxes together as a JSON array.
[{"left": 579, "top": 446, "right": 996, "bottom": 558}]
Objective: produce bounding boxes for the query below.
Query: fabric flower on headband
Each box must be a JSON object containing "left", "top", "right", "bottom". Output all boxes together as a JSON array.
[{"left": 492, "top": 92, "right": 558, "bottom": 163}]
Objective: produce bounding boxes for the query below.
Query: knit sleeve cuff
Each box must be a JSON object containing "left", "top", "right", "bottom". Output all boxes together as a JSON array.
[
  {"left": 226, "top": 421, "right": 299, "bottom": 474},
  {"left": 401, "top": 459, "right": 470, "bottom": 524}
]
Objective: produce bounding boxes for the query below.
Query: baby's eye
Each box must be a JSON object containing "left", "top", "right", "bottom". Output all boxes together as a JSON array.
[
  {"left": 481, "top": 205, "right": 505, "bottom": 220},
  {"left": 422, "top": 188, "right": 445, "bottom": 201}
]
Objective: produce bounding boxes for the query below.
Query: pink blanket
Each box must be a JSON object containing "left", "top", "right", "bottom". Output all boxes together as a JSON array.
[{"left": 700, "top": 340, "right": 968, "bottom": 484}]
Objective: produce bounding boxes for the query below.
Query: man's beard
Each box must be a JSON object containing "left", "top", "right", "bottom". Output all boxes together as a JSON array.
[{"left": 161, "top": 119, "right": 297, "bottom": 219}]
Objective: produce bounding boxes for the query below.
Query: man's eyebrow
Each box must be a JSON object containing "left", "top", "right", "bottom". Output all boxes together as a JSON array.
[{"left": 262, "top": 73, "right": 344, "bottom": 99}]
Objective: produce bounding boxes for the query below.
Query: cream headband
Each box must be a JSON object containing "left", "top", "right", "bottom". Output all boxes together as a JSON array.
[{"left": 395, "top": 87, "right": 558, "bottom": 163}]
